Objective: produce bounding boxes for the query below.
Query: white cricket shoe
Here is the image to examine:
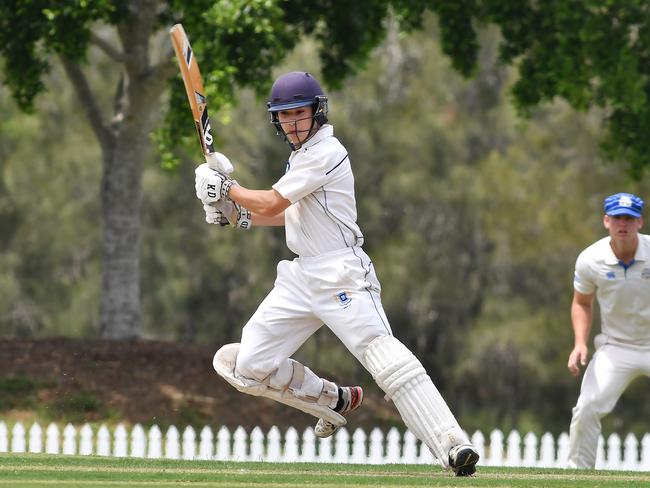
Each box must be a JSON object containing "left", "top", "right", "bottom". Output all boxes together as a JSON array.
[
  {"left": 448, "top": 443, "right": 479, "bottom": 476},
  {"left": 314, "top": 386, "right": 363, "bottom": 438}
]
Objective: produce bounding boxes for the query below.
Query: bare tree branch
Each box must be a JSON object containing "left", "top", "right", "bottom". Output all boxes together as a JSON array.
[
  {"left": 145, "top": 56, "right": 178, "bottom": 100},
  {"left": 90, "top": 31, "right": 129, "bottom": 63},
  {"left": 59, "top": 55, "right": 114, "bottom": 151}
]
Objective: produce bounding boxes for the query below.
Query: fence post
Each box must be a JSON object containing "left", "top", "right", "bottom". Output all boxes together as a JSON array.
[
  {"left": 97, "top": 425, "right": 111, "bottom": 456},
  {"left": 28, "top": 423, "right": 42, "bottom": 453},
  {"left": 182, "top": 426, "right": 196, "bottom": 461},
  {"left": 198, "top": 426, "right": 213, "bottom": 461},
  {"left": 607, "top": 433, "right": 622, "bottom": 470},
  {"left": 622, "top": 433, "right": 638, "bottom": 470},
  {"left": 284, "top": 427, "right": 299, "bottom": 462},
  {"left": 506, "top": 430, "right": 522, "bottom": 467},
  {"left": 232, "top": 426, "right": 248, "bottom": 461},
  {"left": 334, "top": 428, "right": 350, "bottom": 463},
  {"left": 522, "top": 432, "right": 537, "bottom": 467},
  {"left": 165, "top": 425, "right": 180, "bottom": 460},
  {"left": 131, "top": 424, "right": 146, "bottom": 458},
  {"left": 385, "top": 427, "right": 401, "bottom": 463},
  {"left": 318, "top": 434, "right": 333, "bottom": 463},
  {"left": 368, "top": 428, "right": 384, "bottom": 464},
  {"left": 11, "top": 422, "right": 25, "bottom": 453},
  {"left": 79, "top": 424, "right": 93, "bottom": 456},
  {"left": 488, "top": 429, "right": 504, "bottom": 466},
  {"left": 62, "top": 424, "right": 77, "bottom": 455},
  {"left": 267, "top": 426, "right": 281, "bottom": 462},
  {"left": 301, "top": 428, "right": 316, "bottom": 463},
  {"left": 556, "top": 433, "right": 569, "bottom": 468},
  {"left": 595, "top": 435, "right": 605, "bottom": 469},
  {"left": 216, "top": 426, "right": 231, "bottom": 461},
  {"left": 249, "top": 427, "right": 264, "bottom": 462},
  {"left": 114, "top": 424, "right": 128, "bottom": 457},
  {"left": 402, "top": 430, "right": 417, "bottom": 464},
  {"left": 351, "top": 428, "right": 367, "bottom": 464},
  {"left": 45, "top": 423, "right": 59, "bottom": 454},
  {"left": 538, "top": 432, "right": 555, "bottom": 468},
  {"left": 147, "top": 425, "right": 162, "bottom": 459},
  {"left": 0, "top": 422, "right": 7, "bottom": 453},
  {"left": 641, "top": 433, "right": 650, "bottom": 471}
]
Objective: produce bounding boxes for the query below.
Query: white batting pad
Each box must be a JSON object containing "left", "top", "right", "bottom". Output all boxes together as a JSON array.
[
  {"left": 364, "top": 335, "right": 469, "bottom": 466},
  {"left": 213, "top": 343, "right": 346, "bottom": 426}
]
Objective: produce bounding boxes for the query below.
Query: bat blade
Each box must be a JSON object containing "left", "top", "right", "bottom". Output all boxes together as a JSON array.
[{"left": 170, "top": 24, "right": 233, "bottom": 174}]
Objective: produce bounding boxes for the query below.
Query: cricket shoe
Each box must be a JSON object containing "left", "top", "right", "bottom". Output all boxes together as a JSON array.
[
  {"left": 448, "top": 443, "right": 479, "bottom": 476},
  {"left": 314, "top": 386, "right": 363, "bottom": 438}
]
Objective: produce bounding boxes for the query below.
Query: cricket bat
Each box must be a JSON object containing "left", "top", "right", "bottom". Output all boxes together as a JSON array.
[{"left": 169, "top": 24, "right": 233, "bottom": 174}]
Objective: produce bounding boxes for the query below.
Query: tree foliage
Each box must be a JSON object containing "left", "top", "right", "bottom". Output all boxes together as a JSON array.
[{"left": 2, "top": 2, "right": 650, "bottom": 434}]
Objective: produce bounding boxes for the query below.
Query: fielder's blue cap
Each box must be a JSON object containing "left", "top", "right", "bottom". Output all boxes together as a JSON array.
[{"left": 604, "top": 192, "right": 644, "bottom": 218}]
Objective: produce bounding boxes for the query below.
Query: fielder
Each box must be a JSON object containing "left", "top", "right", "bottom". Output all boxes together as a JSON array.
[
  {"left": 194, "top": 71, "right": 479, "bottom": 475},
  {"left": 567, "top": 192, "right": 649, "bottom": 469}
]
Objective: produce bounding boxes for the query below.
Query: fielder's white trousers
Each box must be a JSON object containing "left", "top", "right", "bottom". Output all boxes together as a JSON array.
[
  {"left": 568, "top": 334, "right": 650, "bottom": 468},
  {"left": 235, "top": 247, "right": 393, "bottom": 398}
]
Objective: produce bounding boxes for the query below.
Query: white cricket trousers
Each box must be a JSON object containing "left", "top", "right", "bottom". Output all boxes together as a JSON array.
[
  {"left": 235, "top": 247, "right": 393, "bottom": 397},
  {"left": 568, "top": 334, "right": 650, "bottom": 468}
]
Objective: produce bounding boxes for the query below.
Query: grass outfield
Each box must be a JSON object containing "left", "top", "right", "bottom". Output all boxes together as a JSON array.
[{"left": 0, "top": 454, "right": 649, "bottom": 488}]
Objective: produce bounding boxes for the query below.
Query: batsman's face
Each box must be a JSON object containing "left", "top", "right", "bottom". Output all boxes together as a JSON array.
[
  {"left": 604, "top": 214, "right": 643, "bottom": 241},
  {"left": 278, "top": 106, "right": 314, "bottom": 147}
]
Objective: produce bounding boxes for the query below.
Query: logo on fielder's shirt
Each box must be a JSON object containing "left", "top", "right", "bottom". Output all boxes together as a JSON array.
[
  {"left": 335, "top": 291, "right": 352, "bottom": 308},
  {"left": 642, "top": 268, "right": 650, "bottom": 279},
  {"left": 606, "top": 271, "right": 616, "bottom": 280}
]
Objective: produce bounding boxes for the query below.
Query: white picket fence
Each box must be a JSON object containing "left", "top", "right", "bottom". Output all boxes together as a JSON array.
[{"left": 1, "top": 421, "right": 650, "bottom": 470}]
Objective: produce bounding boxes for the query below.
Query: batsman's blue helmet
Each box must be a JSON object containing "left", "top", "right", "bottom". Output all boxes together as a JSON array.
[{"left": 267, "top": 71, "right": 328, "bottom": 127}]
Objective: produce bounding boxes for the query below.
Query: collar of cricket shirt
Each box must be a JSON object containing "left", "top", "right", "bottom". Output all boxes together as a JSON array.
[
  {"left": 604, "top": 234, "right": 648, "bottom": 265},
  {"left": 299, "top": 124, "right": 333, "bottom": 151}
]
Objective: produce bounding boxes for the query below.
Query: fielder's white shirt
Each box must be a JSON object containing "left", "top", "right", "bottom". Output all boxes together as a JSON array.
[
  {"left": 573, "top": 233, "right": 650, "bottom": 343},
  {"left": 272, "top": 124, "right": 364, "bottom": 257}
]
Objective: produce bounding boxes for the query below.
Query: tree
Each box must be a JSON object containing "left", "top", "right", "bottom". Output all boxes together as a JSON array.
[
  {"left": 0, "top": 0, "right": 394, "bottom": 338},
  {"left": 2, "top": 0, "right": 649, "bottom": 339}
]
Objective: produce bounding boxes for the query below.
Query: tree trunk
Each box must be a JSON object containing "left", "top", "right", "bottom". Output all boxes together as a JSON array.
[
  {"left": 60, "top": 0, "right": 176, "bottom": 338},
  {"left": 99, "top": 134, "right": 144, "bottom": 338}
]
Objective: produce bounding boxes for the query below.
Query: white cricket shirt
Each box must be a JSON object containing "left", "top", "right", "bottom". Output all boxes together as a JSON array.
[
  {"left": 272, "top": 124, "right": 364, "bottom": 257},
  {"left": 573, "top": 233, "right": 650, "bottom": 343}
]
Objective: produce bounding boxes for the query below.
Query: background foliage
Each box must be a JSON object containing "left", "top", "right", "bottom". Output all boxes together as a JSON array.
[{"left": 1, "top": 11, "right": 650, "bottom": 436}]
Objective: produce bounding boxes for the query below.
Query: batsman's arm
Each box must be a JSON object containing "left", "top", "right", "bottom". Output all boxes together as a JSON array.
[
  {"left": 229, "top": 185, "right": 290, "bottom": 218},
  {"left": 252, "top": 212, "right": 285, "bottom": 227}
]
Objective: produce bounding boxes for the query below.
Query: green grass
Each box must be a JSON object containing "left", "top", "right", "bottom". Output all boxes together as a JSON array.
[{"left": 0, "top": 453, "right": 648, "bottom": 487}]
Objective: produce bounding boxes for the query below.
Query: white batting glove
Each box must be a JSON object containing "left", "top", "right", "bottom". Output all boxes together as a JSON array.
[
  {"left": 203, "top": 203, "right": 230, "bottom": 227},
  {"left": 210, "top": 200, "right": 252, "bottom": 229},
  {"left": 205, "top": 151, "right": 234, "bottom": 174},
  {"left": 195, "top": 162, "right": 236, "bottom": 204}
]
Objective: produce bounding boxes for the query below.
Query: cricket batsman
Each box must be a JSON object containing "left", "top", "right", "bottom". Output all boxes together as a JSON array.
[{"left": 194, "top": 71, "right": 479, "bottom": 475}]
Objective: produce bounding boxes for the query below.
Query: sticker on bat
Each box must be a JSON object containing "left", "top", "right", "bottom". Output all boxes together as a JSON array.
[
  {"left": 194, "top": 91, "right": 206, "bottom": 106},
  {"left": 200, "top": 107, "right": 215, "bottom": 151},
  {"left": 183, "top": 41, "right": 193, "bottom": 68}
]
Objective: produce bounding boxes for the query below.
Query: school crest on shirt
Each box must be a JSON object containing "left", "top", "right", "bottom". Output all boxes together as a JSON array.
[
  {"left": 334, "top": 291, "right": 353, "bottom": 308},
  {"left": 642, "top": 268, "right": 650, "bottom": 279},
  {"left": 605, "top": 271, "right": 616, "bottom": 280}
]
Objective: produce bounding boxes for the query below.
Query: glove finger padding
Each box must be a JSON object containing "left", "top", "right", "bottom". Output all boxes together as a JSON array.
[
  {"left": 212, "top": 200, "right": 252, "bottom": 229},
  {"left": 203, "top": 203, "right": 229, "bottom": 226}
]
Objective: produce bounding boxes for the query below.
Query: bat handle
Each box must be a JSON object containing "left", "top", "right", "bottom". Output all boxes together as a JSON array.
[{"left": 205, "top": 151, "right": 234, "bottom": 174}]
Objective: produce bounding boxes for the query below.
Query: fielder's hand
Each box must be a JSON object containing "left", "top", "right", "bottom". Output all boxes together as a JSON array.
[
  {"left": 195, "top": 162, "right": 236, "bottom": 204},
  {"left": 205, "top": 200, "right": 251, "bottom": 229},
  {"left": 567, "top": 344, "right": 588, "bottom": 377}
]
